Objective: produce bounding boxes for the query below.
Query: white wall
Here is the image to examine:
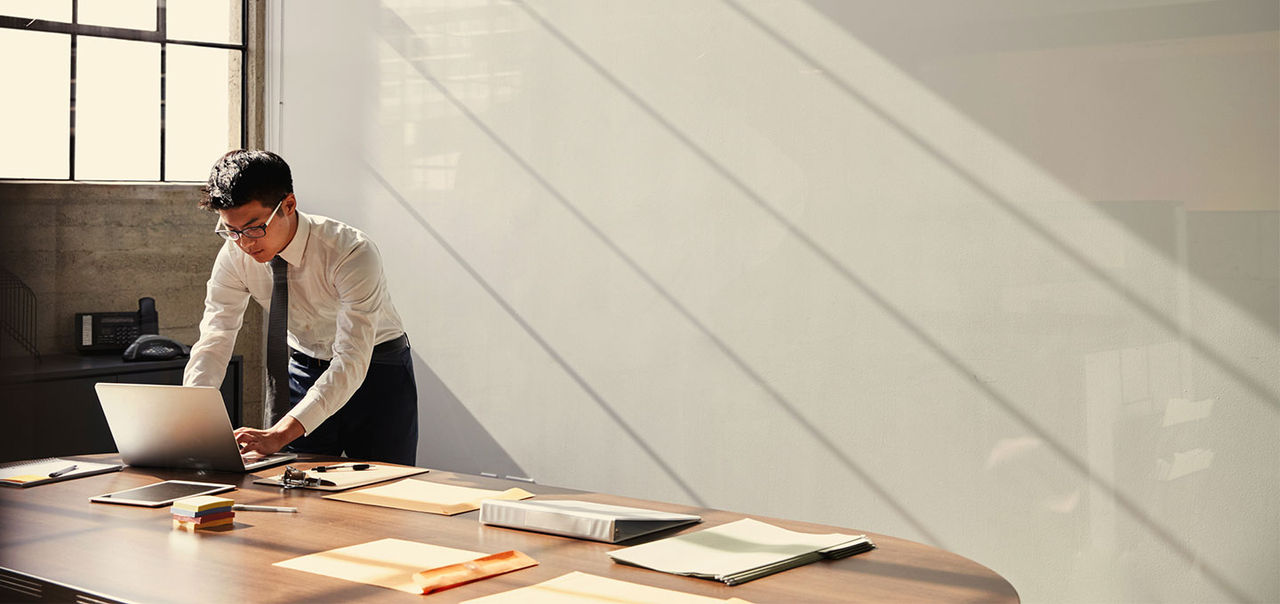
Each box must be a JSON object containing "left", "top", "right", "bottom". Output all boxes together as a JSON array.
[{"left": 270, "top": 1, "right": 1278, "bottom": 601}]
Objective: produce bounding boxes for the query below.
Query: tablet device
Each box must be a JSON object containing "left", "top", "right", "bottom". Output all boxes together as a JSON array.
[{"left": 90, "top": 480, "right": 236, "bottom": 507}]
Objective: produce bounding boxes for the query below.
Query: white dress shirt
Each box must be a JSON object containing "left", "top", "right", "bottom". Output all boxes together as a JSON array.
[{"left": 183, "top": 211, "right": 406, "bottom": 434}]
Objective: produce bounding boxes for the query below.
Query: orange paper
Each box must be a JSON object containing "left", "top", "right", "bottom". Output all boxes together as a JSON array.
[{"left": 413, "top": 550, "right": 538, "bottom": 594}]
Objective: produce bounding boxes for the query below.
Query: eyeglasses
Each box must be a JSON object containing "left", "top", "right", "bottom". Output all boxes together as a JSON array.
[{"left": 214, "top": 200, "right": 283, "bottom": 241}]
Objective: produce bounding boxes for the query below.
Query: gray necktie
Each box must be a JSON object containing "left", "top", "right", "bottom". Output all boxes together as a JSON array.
[{"left": 266, "top": 256, "right": 290, "bottom": 426}]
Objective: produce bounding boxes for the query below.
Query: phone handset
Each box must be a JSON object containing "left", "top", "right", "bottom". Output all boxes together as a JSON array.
[{"left": 138, "top": 297, "right": 159, "bottom": 335}]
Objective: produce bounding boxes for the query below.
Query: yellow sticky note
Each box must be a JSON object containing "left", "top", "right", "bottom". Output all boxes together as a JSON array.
[{"left": 1, "top": 475, "right": 46, "bottom": 484}]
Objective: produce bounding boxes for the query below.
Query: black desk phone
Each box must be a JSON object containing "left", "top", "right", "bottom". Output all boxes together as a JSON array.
[
  {"left": 122, "top": 334, "right": 190, "bottom": 361},
  {"left": 76, "top": 297, "right": 160, "bottom": 354}
]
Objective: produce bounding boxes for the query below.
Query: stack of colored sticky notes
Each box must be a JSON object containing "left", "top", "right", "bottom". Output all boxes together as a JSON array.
[{"left": 171, "top": 495, "right": 235, "bottom": 531}]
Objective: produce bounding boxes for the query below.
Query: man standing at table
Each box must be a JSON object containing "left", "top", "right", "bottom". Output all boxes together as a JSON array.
[{"left": 183, "top": 150, "right": 418, "bottom": 465}]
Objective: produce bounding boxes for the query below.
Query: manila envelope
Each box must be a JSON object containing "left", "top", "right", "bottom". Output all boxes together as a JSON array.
[
  {"left": 324, "top": 479, "right": 533, "bottom": 515},
  {"left": 274, "top": 538, "right": 483, "bottom": 594}
]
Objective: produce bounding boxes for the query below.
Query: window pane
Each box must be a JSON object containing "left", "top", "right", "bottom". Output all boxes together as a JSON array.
[
  {"left": 76, "top": 37, "right": 158, "bottom": 180},
  {"left": 78, "top": 0, "right": 156, "bottom": 31},
  {"left": 0, "top": 29, "right": 69, "bottom": 179},
  {"left": 166, "top": 45, "right": 240, "bottom": 181},
  {"left": 167, "top": 0, "right": 241, "bottom": 44},
  {"left": 0, "top": 0, "right": 71, "bottom": 22}
]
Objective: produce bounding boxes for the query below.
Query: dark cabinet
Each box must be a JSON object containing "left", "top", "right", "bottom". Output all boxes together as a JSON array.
[{"left": 0, "top": 354, "right": 242, "bottom": 463}]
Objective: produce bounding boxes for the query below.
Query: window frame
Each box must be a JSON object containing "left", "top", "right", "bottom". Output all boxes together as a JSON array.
[{"left": 0, "top": 0, "right": 249, "bottom": 182}]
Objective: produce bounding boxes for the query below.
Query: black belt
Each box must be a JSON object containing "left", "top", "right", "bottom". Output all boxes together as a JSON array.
[
  {"left": 371, "top": 333, "right": 410, "bottom": 361},
  {"left": 290, "top": 333, "right": 410, "bottom": 369}
]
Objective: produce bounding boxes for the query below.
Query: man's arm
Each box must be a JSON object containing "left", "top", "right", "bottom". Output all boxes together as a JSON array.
[
  {"left": 184, "top": 246, "right": 252, "bottom": 388},
  {"left": 283, "top": 240, "right": 390, "bottom": 436}
]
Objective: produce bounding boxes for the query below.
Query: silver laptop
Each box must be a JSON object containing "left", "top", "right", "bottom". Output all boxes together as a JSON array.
[{"left": 95, "top": 383, "right": 296, "bottom": 472}]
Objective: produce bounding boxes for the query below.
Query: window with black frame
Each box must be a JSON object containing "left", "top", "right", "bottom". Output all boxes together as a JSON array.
[{"left": 0, "top": 0, "right": 246, "bottom": 182}]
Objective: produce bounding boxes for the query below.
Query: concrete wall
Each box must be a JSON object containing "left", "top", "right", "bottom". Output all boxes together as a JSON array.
[
  {"left": 0, "top": 183, "right": 265, "bottom": 424},
  {"left": 269, "top": 2, "right": 1278, "bottom": 602}
]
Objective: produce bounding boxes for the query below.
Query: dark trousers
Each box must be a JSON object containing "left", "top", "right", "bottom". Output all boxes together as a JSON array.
[{"left": 284, "top": 336, "right": 418, "bottom": 465}]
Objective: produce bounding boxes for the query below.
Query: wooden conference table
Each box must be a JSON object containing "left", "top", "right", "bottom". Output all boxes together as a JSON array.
[{"left": 0, "top": 455, "right": 1018, "bottom": 603}]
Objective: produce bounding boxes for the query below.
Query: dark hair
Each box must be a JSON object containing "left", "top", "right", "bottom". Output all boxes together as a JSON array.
[{"left": 200, "top": 150, "right": 293, "bottom": 211}]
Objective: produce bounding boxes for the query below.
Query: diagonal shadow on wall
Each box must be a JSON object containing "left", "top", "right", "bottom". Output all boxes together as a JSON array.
[
  {"left": 716, "top": 0, "right": 1277, "bottom": 413},
  {"left": 803, "top": 0, "right": 1280, "bottom": 335},
  {"left": 505, "top": 1, "right": 1258, "bottom": 600},
  {"left": 379, "top": 4, "right": 946, "bottom": 546},
  {"left": 366, "top": 164, "right": 707, "bottom": 506},
  {"left": 411, "top": 350, "right": 526, "bottom": 478}
]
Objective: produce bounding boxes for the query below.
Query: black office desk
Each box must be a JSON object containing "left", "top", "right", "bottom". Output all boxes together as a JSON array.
[{"left": 0, "top": 354, "right": 242, "bottom": 462}]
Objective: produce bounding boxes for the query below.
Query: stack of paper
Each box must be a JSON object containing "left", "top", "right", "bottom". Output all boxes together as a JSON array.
[
  {"left": 480, "top": 499, "right": 702, "bottom": 543},
  {"left": 608, "top": 518, "right": 874, "bottom": 585},
  {"left": 171, "top": 495, "right": 235, "bottom": 531},
  {"left": 323, "top": 479, "right": 533, "bottom": 515}
]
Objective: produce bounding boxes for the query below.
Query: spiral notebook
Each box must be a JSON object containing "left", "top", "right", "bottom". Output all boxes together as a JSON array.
[{"left": 0, "top": 457, "right": 124, "bottom": 488}]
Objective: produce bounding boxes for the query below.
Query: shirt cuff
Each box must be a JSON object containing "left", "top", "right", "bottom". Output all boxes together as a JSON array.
[{"left": 286, "top": 398, "right": 326, "bottom": 436}]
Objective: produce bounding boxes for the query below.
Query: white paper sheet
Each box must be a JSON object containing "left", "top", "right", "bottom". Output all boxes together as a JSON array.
[{"left": 461, "top": 571, "right": 753, "bottom": 603}]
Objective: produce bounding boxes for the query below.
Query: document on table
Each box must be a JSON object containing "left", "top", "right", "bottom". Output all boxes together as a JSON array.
[
  {"left": 323, "top": 478, "right": 534, "bottom": 515},
  {"left": 607, "top": 518, "right": 875, "bottom": 585},
  {"left": 253, "top": 464, "right": 427, "bottom": 491},
  {"left": 0, "top": 457, "right": 123, "bottom": 487},
  {"left": 461, "top": 571, "right": 755, "bottom": 603},
  {"left": 274, "top": 538, "right": 486, "bottom": 594}
]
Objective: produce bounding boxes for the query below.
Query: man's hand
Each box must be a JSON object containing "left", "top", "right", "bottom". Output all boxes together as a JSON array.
[{"left": 234, "top": 416, "right": 305, "bottom": 457}]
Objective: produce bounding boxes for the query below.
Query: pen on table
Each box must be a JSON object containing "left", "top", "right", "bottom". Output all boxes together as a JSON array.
[
  {"left": 232, "top": 504, "right": 298, "bottom": 513},
  {"left": 312, "top": 463, "right": 371, "bottom": 472},
  {"left": 47, "top": 464, "right": 77, "bottom": 478}
]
